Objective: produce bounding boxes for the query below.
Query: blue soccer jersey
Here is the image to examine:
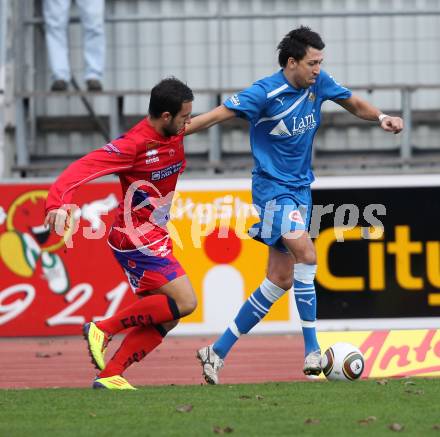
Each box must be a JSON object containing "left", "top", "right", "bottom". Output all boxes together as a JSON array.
[{"left": 224, "top": 69, "right": 352, "bottom": 187}]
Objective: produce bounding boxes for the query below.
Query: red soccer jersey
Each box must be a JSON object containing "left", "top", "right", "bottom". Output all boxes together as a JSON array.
[{"left": 46, "top": 118, "right": 186, "bottom": 251}]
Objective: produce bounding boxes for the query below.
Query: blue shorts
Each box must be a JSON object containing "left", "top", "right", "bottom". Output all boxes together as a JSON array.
[{"left": 249, "top": 177, "right": 312, "bottom": 253}]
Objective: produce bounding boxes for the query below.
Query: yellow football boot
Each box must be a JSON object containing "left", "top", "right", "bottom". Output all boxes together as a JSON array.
[
  {"left": 93, "top": 375, "right": 137, "bottom": 390},
  {"left": 83, "top": 322, "right": 111, "bottom": 370}
]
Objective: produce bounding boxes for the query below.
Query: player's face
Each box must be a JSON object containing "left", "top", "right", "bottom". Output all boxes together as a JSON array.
[
  {"left": 164, "top": 101, "right": 193, "bottom": 137},
  {"left": 291, "top": 47, "right": 323, "bottom": 89}
]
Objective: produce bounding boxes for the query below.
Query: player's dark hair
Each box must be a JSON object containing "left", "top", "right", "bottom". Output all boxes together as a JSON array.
[
  {"left": 277, "top": 26, "right": 325, "bottom": 67},
  {"left": 148, "top": 77, "right": 194, "bottom": 118}
]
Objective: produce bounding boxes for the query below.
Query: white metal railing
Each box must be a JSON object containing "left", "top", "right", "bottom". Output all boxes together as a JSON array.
[
  {"left": 13, "top": 84, "right": 440, "bottom": 172},
  {"left": 7, "top": 3, "right": 440, "bottom": 175},
  {"left": 0, "top": 0, "right": 8, "bottom": 178}
]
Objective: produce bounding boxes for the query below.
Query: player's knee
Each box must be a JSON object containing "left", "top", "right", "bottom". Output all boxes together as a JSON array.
[
  {"left": 266, "top": 273, "right": 293, "bottom": 291},
  {"left": 186, "top": 296, "right": 198, "bottom": 314},
  {"left": 303, "top": 251, "right": 317, "bottom": 265},
  {"left": 161, "top": 319, "right": 179, "bottom": 332},
  {"left": 177, "top": 295, "right": 198, "bottom": 317},
  {"left": 295, "top": 247, "right": 316, "bottom": 265}
]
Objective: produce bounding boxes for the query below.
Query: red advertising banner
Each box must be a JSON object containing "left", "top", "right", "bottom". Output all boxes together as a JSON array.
[
  {"left": 2, "top": 176, "right": 440, "bottom": 337},
  {"left": 0, "top": 180, "right": 278, "bottom": 337},
  {"left": 0, "top": 182, "right": 138, "bottom": 336}
]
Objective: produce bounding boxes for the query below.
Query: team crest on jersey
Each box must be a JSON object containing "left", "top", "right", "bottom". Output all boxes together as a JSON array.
[
  {"left": 127, "top": 259, "right": 136, "bottom": 269},
  {"left": 288, "top": 210, "right": 305, "bottom": 225},
  {"left": 169, "top": 149, "right": 175, "bottom": 157},
  {"left": 308, "top": 92, "right": 316, "bottom": 102}
]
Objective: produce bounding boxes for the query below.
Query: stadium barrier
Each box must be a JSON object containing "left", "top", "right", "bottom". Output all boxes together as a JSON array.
[
  {"left": 318, "top": 330, "right": 440, "bottom": 378},
  {"left": 0, "top": 175, "right": 439, "bottom": 337}
]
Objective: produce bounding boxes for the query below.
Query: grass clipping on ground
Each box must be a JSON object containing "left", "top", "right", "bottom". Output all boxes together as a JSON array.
[{"left": 1, "top": 378, "right": 439, "bottom": 436}]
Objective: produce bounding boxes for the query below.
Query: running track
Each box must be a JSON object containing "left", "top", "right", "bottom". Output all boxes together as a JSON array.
[{"left": 0, "top": 335, "right": 308, "bottom": 389}]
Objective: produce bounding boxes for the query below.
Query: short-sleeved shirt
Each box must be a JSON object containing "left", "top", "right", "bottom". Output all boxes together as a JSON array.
[{"left": 224, "top": 69, "right": 352, "bottom": 191}]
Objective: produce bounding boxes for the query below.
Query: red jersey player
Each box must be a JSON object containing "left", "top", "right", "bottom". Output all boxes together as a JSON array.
[{"left": 45, "top": 77, "right": 196, "bottom": 390}]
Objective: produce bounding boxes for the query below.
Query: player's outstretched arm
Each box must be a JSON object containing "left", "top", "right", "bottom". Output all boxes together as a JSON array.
[
  {"left": 185, "top": 105, "right": 236, "bottom": 136},
  {"left": 337, "top": 94, "right": 403, "bottom": 134}
]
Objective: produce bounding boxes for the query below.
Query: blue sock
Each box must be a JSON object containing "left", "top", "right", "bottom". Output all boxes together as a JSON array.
[
  {"left": 213, "top": 287, "right": 272, "bottom": 359},
  {"left": 294, "top": 279, "right": 320, "bottom": 355}
]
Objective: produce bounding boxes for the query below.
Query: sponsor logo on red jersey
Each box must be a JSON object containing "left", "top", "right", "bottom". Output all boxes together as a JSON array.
[
  {"left": 151, "top": 162, "right": 183, "bottom": 181},
  {"left": 145, "top": 149, "right": 160, "bottom": 164}
]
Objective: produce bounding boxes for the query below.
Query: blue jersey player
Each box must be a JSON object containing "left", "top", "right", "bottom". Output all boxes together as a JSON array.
[{"left": 186, "top": 26, "right": 403, "bottom": 384}]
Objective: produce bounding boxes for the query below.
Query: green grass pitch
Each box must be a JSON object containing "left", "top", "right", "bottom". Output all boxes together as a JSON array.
[{"left": 1, "top": 379, "right": 439, "bottom": 436}]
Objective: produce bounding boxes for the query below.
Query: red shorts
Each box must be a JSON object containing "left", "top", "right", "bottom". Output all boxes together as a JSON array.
[{"left": 110, "top": 236, "right": 185, "bottom": 294}]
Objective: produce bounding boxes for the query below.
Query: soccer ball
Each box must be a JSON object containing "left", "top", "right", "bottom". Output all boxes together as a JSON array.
[{"left": 321, "top": 342, "right": 365, "bottom": 381}]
